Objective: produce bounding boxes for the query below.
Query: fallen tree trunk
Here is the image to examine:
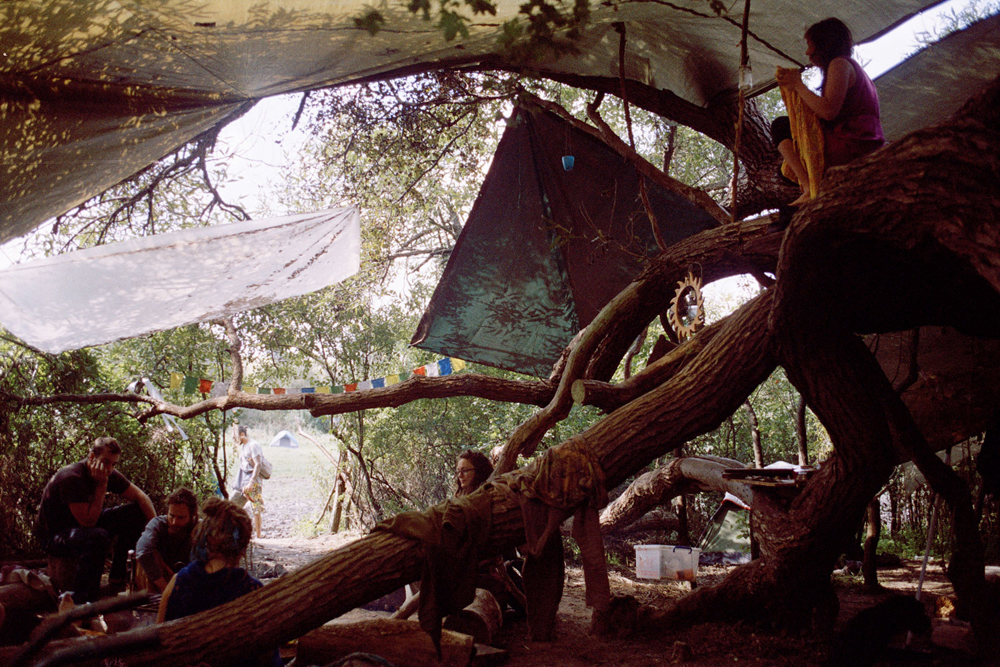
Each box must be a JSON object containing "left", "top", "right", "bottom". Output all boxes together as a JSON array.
[
  {"left": 71, "top": 285, "right": 778, "bottom": 667},
  {"left": 296, "top": 619, "right": 475, "bottom": 667}
]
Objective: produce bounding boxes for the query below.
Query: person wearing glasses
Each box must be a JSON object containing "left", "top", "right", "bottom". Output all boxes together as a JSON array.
[{"left": 455, "top": 450, "right": 493, "bottom": 497}]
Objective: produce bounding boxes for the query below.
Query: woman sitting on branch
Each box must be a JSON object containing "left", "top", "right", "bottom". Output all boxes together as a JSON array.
[{"left": 772, "top": 17, "right": 885, "bottom": 205}]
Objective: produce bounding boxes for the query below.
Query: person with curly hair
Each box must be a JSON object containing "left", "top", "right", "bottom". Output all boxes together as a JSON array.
[
  {"left": 156, "top": 498, "right": 280, "bottom": 666},
  {"left": 135, "top": 486, "right": 198, "bottom": 593}
]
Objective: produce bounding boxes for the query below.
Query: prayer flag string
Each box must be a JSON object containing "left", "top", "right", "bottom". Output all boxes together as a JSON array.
[{"left": 170, "top": 358, "right": 467, "bottom": 395}]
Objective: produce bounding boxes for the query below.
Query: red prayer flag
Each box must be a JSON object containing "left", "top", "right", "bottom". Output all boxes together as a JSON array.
[
  {"left": 272, "top": 388, "right": 286, "bottom": 395},
  {"left": 344, "top": 383, "right": 358, "bottom": 392},
  {"left": 412, "top": 367, "right": 426, "bottom": 376},
  {"left": 198, "top": 379, "right": 212, "bottom": 394}
]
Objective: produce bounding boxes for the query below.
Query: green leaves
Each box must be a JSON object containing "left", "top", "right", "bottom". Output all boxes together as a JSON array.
[
  {"left": 354, "top": 10, "right": 386, "bottom": 36},
  {"left": 438, "top": 10, "right": 469, "bottom": 40}
]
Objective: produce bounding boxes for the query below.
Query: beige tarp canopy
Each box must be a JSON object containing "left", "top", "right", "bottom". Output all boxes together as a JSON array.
[{"left": 1, "top": 0, "right": 951, "bottom": 243}]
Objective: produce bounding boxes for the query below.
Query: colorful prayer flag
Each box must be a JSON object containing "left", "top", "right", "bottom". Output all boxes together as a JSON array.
[
  {"left": 358, "top": 380, "right": 372, "bottom": 391},
  {"left": 372, "top": 378, "right": 385, "bottom": 388},
  {"left": 332, "top": 386, "right": 344, "bottom": 394},
  {"left": 316, "top": 386, "right": 331, "bottom": 394},
  {"left": 412, "top": 367, "right": 426, "bottom": 376},
  {"left": 385, "top": 375, "right": 399, "bottom": 386},
  {"left": 198, "top": 378, "right": 213, "bottom": 394},
  {"left": 438, "top": 358, "right": 452, "bottom": 375},
  {"left": 424, "top": 362, "right": 440, "bottom": 377},
  {"left": 258, "top": 387, "right": 271, "bottom": 394},
  {"left": 273, "top": 388, "right": 286, "bottom": 395},
  {"left": 286, "top": 387, "right": 301, "bottom": 394},
  {"left": 183, "top": 376, "right": 198, "bottom": 394},
  {"left": 300, "top": 387, "right": 315, "bottom": 394},
  {"left": 451, "top": 358, "right": 466, "bottom": 371},
  {"left": 344, "top": 383, "right": 357, "bottom": 392},
  {"left": 244, "top": 386, "right": 257, "bottom": 395},
  {"left": 170, "top": 372, "right": 183, "bottom": 390}
]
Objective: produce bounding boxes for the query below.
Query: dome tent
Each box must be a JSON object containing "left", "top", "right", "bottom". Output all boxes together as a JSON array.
[{"left": 269, "top": 430, "right": 300, "bottom": 449}]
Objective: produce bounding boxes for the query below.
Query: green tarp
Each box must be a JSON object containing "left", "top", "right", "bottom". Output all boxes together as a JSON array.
[{"left": 410, "top": 102, "right": 719, "bottom": 376}]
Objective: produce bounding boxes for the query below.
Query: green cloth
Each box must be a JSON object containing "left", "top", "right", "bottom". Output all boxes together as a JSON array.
[
  {"left": 499, "top": 438, "right": 612, "bottom": 635},
  {"left": 375, "top": 489, "right": 494, "bottom": 654}
]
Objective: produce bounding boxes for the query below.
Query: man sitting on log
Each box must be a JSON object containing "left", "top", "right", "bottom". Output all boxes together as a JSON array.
[
  {"left": 35, "top": 437, "right": 156, "bottom": 603},
  {"left": 135, "top": 487, "right": 198, "bottom": 593}
]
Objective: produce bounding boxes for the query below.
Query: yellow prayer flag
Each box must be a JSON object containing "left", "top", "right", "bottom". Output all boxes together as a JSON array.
[
  {"left": 451, "top": 358, "right": 466, "bottom": 371},
  {"left": 243, "top": 386, "right": 257, "bottom": 395},
  {"left": 170, "top": 372, "right": 183, "bottom": 390},
  {"left": 385, "top": 375, "right": 400, "bottom": 386},
  {"left": 315, "top": 386, "right": 331, "bottom": 394}
]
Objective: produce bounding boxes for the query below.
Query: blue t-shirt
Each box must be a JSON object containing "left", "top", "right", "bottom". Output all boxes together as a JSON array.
[{"left": 165, "top": 561, "right": 279, "bottom": 667}]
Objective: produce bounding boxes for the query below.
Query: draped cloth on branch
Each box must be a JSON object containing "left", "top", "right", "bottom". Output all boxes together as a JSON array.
[
  {"left": 500, "top": 439, "right": 611, "bottom": 638},
  {"left": 376, "top": 491, "right": 494, "bottom": 654},
  {"left": 377, "top": 438, "right": 611, "bottom": 648},
  {"left": 0, "top": 208, "right": 360, "bottom": 353}
]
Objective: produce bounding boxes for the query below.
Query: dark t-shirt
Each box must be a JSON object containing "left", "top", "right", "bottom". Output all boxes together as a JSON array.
[
  {"left": 136, "top": 515, "right": 193, "bottom": 581},
  {"left": 37, "top": 460, "right": 130, "bottom": 540},
  {"left": 165, "top": 561, "right": 280, "bottom": 667}
]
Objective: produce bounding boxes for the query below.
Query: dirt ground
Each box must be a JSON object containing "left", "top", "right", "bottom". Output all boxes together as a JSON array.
[{"left": 248, "top": 468, "right": 975, "bottom": 667}]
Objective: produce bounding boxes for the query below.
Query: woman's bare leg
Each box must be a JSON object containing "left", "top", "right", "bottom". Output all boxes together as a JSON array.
[{"left": 777, "top": 138, "right": 812, "bottom": 203}]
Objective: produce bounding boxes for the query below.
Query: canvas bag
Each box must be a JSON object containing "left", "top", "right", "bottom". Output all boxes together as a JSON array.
[{"left": 258, "top": 454, "right": 273, "bottom": 479}]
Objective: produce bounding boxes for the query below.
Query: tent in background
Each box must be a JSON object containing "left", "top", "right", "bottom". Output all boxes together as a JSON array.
[
  {"left": 411, "top": 102, "right": 719, "bottom": 377},
  {"left": 269, "top": 430, "right": 300, "bottom": 449},
  {"left": 699, "top": 493, "right": 752, "bottom": 565}
]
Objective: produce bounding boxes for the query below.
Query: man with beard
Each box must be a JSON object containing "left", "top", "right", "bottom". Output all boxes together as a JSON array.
[{"left": 135, "top": 487, "right": 199, "bottom": 593}]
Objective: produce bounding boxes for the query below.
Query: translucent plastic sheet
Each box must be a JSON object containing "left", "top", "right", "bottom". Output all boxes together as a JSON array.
[{"left": 0, "top": 208, "right": 360, "bottom": 353}]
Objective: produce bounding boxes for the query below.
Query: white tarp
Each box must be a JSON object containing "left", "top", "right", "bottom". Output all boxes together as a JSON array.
[{"left": 0, "top": 208, "right": 360, "bottom": 353}]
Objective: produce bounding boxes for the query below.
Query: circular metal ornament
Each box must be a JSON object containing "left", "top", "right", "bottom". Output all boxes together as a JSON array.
[{"left": 668, "top": 272, "right": 705, "bottom": 340}]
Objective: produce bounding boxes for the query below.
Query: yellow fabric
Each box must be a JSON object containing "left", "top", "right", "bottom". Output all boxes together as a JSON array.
[{"left": 777, "top": 67, "right": 825, "bottom": 198}]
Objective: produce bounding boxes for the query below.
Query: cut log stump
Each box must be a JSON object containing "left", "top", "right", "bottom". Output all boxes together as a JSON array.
[
  {"left": 296, "top": 618, "right": 475, "bottom": 667},
  {"left": 443, "top": 588, "right": 503, "bottom": 646}
]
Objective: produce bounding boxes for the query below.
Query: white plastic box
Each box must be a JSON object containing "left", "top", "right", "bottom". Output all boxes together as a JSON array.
[{"left": 634, "top": 545, "right": 701, "bottom": 581}]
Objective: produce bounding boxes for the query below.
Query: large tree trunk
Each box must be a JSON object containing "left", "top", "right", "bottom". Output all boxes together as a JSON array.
[{"left": 72, "top": 280, "right": 778, "bottom": 667}]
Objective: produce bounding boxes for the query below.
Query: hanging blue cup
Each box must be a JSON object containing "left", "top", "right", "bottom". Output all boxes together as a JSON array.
[{"left": 562, "top": 155, "right": 575, "bottom": 171}]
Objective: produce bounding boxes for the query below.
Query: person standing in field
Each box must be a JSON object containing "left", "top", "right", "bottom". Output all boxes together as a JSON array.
[{"left": 230, "top": 425, "right": 264, "bottom": 539}]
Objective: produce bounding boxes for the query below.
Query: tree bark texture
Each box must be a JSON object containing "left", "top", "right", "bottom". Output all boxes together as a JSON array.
[
  {"left": 599, "top": 457, "right": 753, "bottom": 534},
  {"left": 862, "top": 497, "right": 881, "bottom": 589}
]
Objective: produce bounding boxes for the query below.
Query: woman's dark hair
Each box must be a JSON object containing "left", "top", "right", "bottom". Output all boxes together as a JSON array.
[
  {"left": 456, "top": 450, "right": 493, "bottom": 496},
  {"left": 191, "top": 498, "right": 251, "bottom": 565},
  {"left": 805, "top": 17, "right": 854, "bottom": 70},
  {"left": 166, "top": 487, "right": 199, "bottom": 522}
]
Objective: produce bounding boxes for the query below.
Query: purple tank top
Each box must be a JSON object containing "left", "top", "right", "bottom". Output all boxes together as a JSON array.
[{"left": 823, "top": 58, "right": 884, "bottom": 167}]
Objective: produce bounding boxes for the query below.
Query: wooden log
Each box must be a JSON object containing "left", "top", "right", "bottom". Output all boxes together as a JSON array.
[
  {"left": 296, "top": 618, "right": 475, "bottom": 667},
  {"left": 442, "top": 588, "right": 503, "bottom": 646},
  {"left": 0, "top": 582, "right": 54, "bottom": 645}
]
